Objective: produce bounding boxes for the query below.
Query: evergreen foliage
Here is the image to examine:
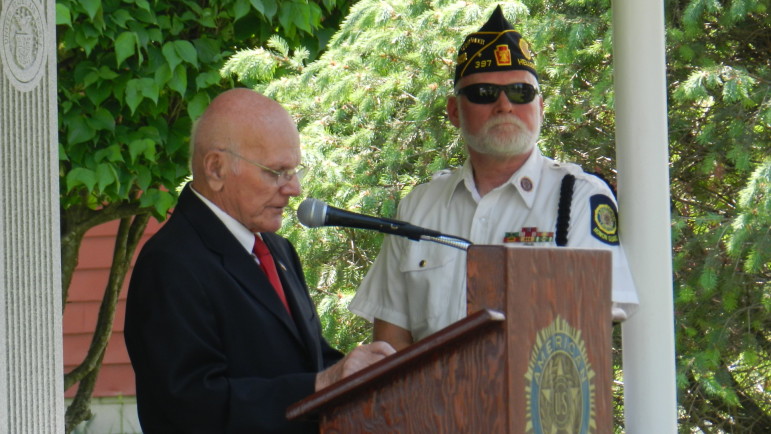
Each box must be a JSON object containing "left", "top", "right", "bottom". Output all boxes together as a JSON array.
[
  {"left": 223, "top": 0, "right": 496, "bottom": 351},
  {"left": 666, "top": 1, "right": 770, "bottom": 431},
  {"left": 223, "top": 0, "right": 770, "bottom": 431}
]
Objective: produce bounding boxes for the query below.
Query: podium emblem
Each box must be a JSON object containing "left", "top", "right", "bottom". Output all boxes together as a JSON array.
[{"left": 524, "top": 316, "right": 596, "bottom": 433}]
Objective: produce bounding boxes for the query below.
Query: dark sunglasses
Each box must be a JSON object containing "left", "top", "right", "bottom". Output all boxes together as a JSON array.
[{"left": 456, "top": 83, "right": 539, "bottom": 104}]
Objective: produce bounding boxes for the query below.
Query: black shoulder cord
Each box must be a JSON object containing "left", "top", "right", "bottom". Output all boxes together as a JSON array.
[{"left": 555, "top": 174, "right": 576, "bottom": 247}]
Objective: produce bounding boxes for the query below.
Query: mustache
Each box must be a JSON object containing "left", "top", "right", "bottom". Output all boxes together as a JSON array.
[{"left": 483, "top": 115, "right": 528, "bottom": 131}]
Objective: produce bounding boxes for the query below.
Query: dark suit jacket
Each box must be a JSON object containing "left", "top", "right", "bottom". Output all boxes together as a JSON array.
[{"left": 124, "top": 185, "right": 343, "bottom": 433}]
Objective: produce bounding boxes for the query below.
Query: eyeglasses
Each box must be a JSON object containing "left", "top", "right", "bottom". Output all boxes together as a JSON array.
[
  {"left": 456, "top": 83, "right": 539, "bottom": 105},
  {"left": 222, "top": 149, "right": 307, "bottom": 186}
]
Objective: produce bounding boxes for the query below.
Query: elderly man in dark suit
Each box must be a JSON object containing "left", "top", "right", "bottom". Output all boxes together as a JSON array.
[{"left": 124, "top": 88, "right": 394, "bottom": 433}]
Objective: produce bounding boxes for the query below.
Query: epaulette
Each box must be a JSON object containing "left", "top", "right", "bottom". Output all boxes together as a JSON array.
[{"left": 431, "top": 169, "right": 453, "bottom": 180}]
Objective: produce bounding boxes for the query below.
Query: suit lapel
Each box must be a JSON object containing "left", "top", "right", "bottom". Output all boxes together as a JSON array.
[
  {"left": 222, "top": 247, "right": 303, "bottom": 342},
  {"left": 177, "top": 185, "right": 306, "bottom": 347},
  {"left": 262, "top": 233, "right": 324, "bottom": 369}
]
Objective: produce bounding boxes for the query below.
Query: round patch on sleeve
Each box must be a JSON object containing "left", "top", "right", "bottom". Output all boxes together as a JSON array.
[{"left": 590, "top": 195, "right": 619, "bottom": 245}]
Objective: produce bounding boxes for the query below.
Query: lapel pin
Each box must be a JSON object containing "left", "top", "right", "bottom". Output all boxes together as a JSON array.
[{"left": 520, "top": 177, "right": 533, "bottom": 192}]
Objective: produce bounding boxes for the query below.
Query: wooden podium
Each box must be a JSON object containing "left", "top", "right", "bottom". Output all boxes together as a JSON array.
[{"left": 287, "top": 245, "right": 613, "bottom": 433}]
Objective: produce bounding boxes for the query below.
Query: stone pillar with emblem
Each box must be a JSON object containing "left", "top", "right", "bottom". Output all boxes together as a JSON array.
[{"left": 0, "top": 0, "right": 64, "bottom": 432}]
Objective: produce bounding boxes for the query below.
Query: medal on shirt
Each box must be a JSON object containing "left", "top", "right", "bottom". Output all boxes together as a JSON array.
[{"left": 503, "top": 227, "right": 554, "bottom": 245}]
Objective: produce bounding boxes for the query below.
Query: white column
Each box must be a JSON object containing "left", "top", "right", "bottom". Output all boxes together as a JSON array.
[
  {"left": 611, "top": 0, "right": 678, "bottom": 432},
  {"left": 0, "top": 0, "right": 64, "bottom": 432}
]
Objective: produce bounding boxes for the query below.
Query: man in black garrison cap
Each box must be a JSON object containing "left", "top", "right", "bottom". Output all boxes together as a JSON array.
[{"left": 350, "top": 5, "right": 639, "bottom": 350}]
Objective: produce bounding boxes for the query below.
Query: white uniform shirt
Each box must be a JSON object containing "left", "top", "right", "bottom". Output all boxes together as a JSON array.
[{"left": 349, "top": 149, "right": 639, "bottom": 341}]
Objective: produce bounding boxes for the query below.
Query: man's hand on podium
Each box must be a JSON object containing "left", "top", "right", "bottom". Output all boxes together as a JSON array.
[{"left": 314, "top": 341, "right": 396, "bottom": 391}]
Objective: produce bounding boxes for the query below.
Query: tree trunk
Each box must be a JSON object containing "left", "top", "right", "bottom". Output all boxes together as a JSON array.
[{"left": 63, "top": 212, "right": 151, "bottom": 432}]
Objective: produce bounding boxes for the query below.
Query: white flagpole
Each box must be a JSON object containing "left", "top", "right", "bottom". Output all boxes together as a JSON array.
[{"left": 611, "top": 0, "right": 678, "bottom": 432}]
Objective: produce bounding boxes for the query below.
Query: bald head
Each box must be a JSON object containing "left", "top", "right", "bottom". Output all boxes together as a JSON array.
[
  {"left": 188, "top": 89, "right": 303, "bottom": 232},
  {"left": 191, "top": 89, "right": 297, "bottom": 178}
]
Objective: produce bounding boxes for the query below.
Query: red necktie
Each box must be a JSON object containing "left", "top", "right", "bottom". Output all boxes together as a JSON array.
[{"left": 252, "top": 236, "right": 291, "bottom": 314}]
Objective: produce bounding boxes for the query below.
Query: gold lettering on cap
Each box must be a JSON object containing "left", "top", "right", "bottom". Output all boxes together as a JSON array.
[
  {"left": 518, "top": 58, "right": 536, "bottom": 69},
  {"left": 460, "top": 36, "right": 487, "bottom": 52}
]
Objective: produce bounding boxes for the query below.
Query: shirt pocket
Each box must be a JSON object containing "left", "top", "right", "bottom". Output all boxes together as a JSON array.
[
  {"left": 398, "top": 242, "right": 456, "bottom": 273},
  {"left": 398, "top": 243, "right": 464, "bottom": 338}
]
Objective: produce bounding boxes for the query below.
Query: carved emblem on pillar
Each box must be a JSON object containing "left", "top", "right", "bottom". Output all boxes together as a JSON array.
[{"left": 1, "top": 0, "right": 46, "bottom": 91}]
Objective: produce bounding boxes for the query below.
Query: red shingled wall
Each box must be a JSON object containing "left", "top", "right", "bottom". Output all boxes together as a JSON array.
[{"left": 63, "top": 219, "right": 163, "bottom": 398}]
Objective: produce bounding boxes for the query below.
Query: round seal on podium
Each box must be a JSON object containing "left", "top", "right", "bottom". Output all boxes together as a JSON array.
[{"left": 524, "top": 315, "right": 596, "bottom": 433}]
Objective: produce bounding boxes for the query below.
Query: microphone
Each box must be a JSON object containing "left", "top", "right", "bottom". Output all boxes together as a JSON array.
[{"left": 297, "top": 198, "right": 443, "bottom": 241}]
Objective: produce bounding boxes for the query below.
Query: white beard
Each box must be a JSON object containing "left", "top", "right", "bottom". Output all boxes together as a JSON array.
[{"left": 460, "top": 110, "right": 541, "bottom": 158}]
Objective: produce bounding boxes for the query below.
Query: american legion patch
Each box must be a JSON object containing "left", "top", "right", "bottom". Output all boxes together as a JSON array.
[{"left": 589, "top": 195, "right": 619, "bottom": 245}]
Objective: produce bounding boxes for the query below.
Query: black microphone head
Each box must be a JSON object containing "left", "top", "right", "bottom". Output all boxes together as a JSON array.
[{"left": 297, "top": 198, "right": 328, "bottom": 228}]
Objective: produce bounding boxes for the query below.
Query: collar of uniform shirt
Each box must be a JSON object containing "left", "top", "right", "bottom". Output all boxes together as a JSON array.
[{"left": 443, "top": 148, "right": 544, "bottom": 209}]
